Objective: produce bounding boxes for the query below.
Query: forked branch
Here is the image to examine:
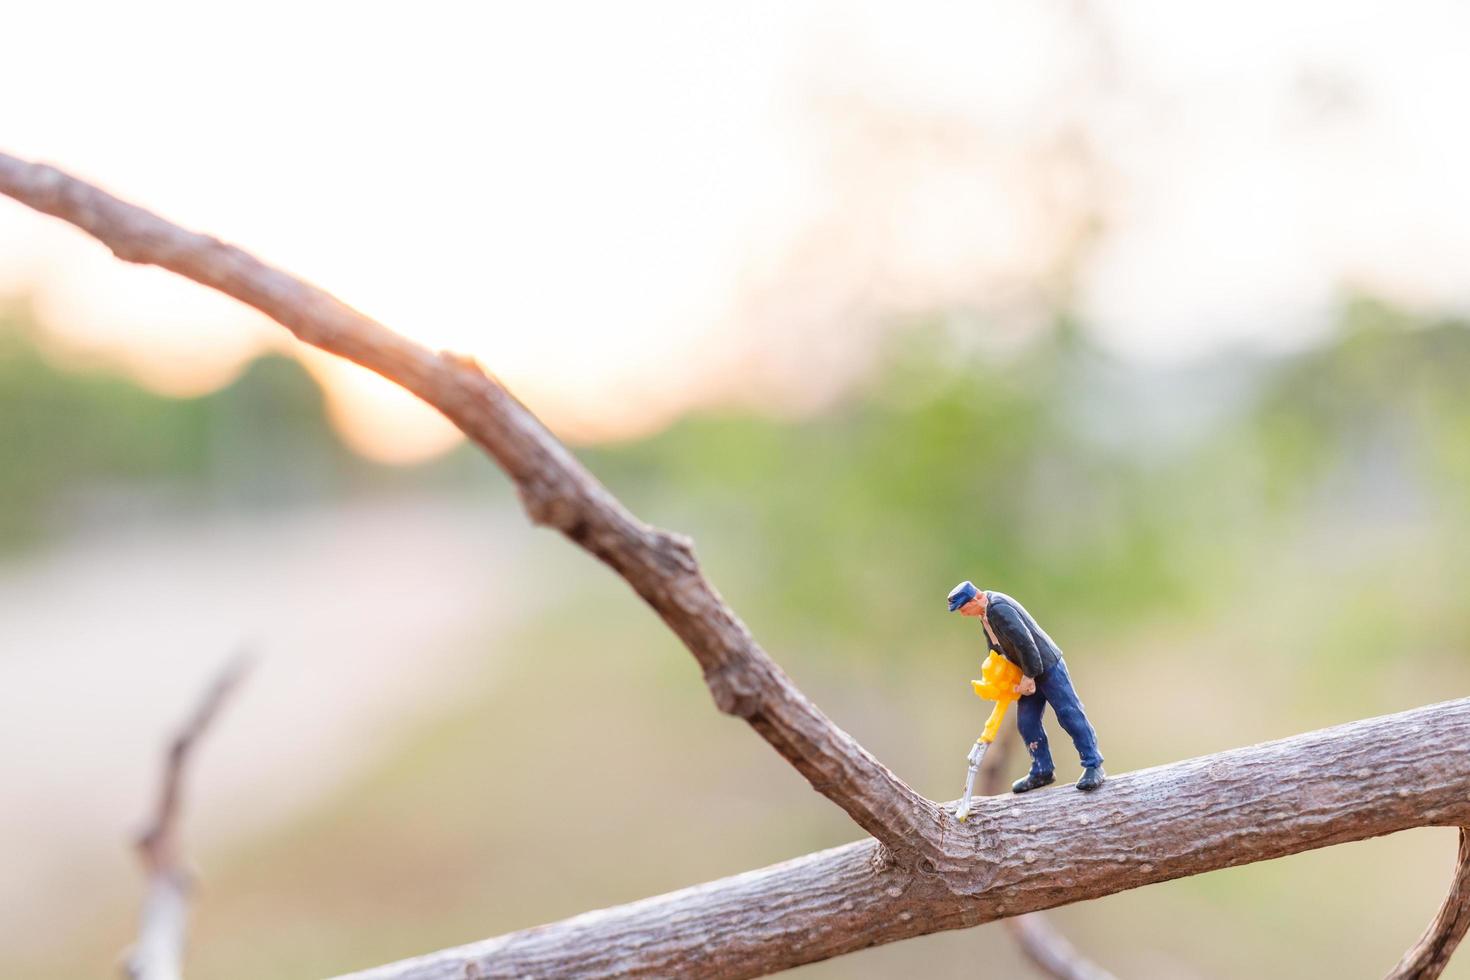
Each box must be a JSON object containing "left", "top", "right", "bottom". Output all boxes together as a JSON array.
[{"left": 124, "top": 655, "right": 249, "bottom": 980}]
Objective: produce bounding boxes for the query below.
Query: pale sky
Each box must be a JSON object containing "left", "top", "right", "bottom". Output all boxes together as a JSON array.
[{"left": 4, "top": 1, "right": 1470, "bottom": 460}]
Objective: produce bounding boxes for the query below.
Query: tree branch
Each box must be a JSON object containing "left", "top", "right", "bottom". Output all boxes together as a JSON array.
[
  {"left": 333, "top": 699, "right": 1470, "bottom": 979},
  {"left": 1003, "top": 917, "right": 1116, "bottom": 980},
  {"left": 0, "top": 151, "right": 934, "bottom": 861},
  {"left": 124, "top": 655, "right": 249, "bottom": 980},
  {"left": 980, "top": 727, "right": 1116, "bottom": 980},
  {"left": 1387, "top": 827, "right": 1470, "bottom": 979}
]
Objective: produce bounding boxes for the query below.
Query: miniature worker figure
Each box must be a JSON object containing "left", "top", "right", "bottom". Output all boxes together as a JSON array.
[{"left": 948, "top": 581, "right": 1106, "bottom": 792}]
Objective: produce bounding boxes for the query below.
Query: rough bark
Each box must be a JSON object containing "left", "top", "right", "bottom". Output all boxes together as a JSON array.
[
  {"left": 124, "top": 657, "right": 249, "bottom": 980},
  {"left": 1387, "top": 827, "right": 1470, "bottom": 979},
  {"left": 980, "top": 727, "right": 1116, "bottom": 980},
  {"left": 335, "top": 698, "right": 1470, "bottom": 979},
  {"left": 0, "top": 151, "right": 933, "bottom": 863}
]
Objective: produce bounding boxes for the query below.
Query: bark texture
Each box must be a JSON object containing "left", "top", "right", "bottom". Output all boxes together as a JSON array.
[
  {"left": 335, "top": 698, "right": 1470, "bottom": 979},
  {"left": 0, "top": 152, "right": 933, "bottom": 863},
  {"left": 980, "top": 726, "right": 1116, "bottom": 980},
  {"left": 1387, "top": 827, "right": 1470, "bottom": 980}
]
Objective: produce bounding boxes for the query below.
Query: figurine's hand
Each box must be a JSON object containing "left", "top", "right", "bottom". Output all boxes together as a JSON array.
[{"left": 1016, "top": 675, "right": 1037, "bottom": 696}]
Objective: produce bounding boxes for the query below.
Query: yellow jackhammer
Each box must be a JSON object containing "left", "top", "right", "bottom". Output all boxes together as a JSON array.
[{"left": 955, "top": 650, "right": 1024, "bottom": 822}]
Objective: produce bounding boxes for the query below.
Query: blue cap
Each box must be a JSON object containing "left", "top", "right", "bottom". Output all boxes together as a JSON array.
[{"left": 947, "top": 580, "right": 979, "bottom": 612}]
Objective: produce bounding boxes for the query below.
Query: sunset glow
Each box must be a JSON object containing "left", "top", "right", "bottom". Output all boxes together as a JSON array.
[{"left": 6, "top": 1, "right": 1470, "bottom": 461}]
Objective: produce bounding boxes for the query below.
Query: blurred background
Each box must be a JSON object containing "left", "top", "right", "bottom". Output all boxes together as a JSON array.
[{"left": 4, "top": 1, "right": 1470, "bottom": 977}]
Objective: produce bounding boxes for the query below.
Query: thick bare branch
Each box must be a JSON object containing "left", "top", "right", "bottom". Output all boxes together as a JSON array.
[
  {"left": 0, "top": 151, "right": 934, "bottom": 860},
  {"left": 124, "top": 656, "right": 249, "bottom": 980},
  {"left": 980, "top": 727, "right": 1116, "bottom": 980},
  {"left": 1387, "top": 827, "right": 1470, "bottom": 980},
  {"left": 336, "top": 699, "right": 1470, "bottom": 979}
]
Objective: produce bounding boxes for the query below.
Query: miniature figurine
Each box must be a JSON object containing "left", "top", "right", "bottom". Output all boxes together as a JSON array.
[{"left": 947, "top": 581, "right": 1104, "bottom": 819}]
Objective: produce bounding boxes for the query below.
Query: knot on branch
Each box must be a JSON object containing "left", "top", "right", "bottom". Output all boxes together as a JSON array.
[
  {"left": 518, "top": 483, "right": 584, "bottom": 534},
  {"left": 869, "top": 842, "right": 903, "bottom": 873},
  {"left": 440, "top": 349, "right": 489, "bottom": 377},
  {"left": 704, "top": 662, "right": 764, "bottom": 718},
  {"left": 650, "top": 529, "right": 698, "bottom": 574}
]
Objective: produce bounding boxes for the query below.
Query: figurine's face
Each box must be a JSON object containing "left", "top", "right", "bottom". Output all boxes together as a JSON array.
[{"left": 958, "top": 596, "right": 986, "bottom": 617}]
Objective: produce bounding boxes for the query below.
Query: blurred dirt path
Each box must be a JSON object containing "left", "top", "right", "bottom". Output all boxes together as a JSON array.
[{"left": 0, "top": 496, "right": 540, "bottom": 954}]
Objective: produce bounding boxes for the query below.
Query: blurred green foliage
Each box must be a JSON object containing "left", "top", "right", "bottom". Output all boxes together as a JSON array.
[
  {"left": 7, "top": 292, "right": 1470, "bottom": 686},
  {"left": 591, "top": 302, "right": 1470, "bottom": 662},
  {"left": 8, "top": 293, "right": 1470, "bottom": 667},
  {"left": 595, "top": 326, "right": 1181, "bottom": 650},
  {"left": 0, "top": 304, "right": 497, "bottom": 548}
]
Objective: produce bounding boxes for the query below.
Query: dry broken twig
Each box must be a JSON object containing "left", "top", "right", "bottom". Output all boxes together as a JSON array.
[
  {"left": 2, "top": 152, "right": 1468, "bottom": 980},
  {"left": 124, "top": 655, "right": 250, "bottom": 980},
  {"left": 979, "top": 727, "right": 1116, "bottom": 980}
]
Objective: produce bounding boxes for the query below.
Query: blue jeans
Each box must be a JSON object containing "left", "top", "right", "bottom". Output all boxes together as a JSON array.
[{"left": 1016, "top": 658, "right": 1103, "bottom": 776}]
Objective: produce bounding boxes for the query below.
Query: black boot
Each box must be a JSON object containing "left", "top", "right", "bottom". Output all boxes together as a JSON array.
[
  {"left": 1076, "top": 765, "right": 1106, "bottom": 791},
  {"left": 1011, "top": 771, "right": 1055, "bottom": 794}
]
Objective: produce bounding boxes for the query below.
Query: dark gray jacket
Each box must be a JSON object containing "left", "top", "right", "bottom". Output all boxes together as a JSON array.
[{"left": 982, "top": 591, "right": 1063, "bottom": 678}]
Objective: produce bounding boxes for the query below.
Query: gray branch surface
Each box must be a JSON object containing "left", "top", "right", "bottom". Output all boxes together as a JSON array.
[
  {"left": 2, "top": 152, "right": 1467, "bottom": 980},
  {"left": 980, "top": 727, "right": 1117, "bottom": 980}
]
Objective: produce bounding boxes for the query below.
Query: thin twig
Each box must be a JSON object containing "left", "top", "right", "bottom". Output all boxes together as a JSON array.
[
  {"left": 124, "top": 655, "right": 250, "bottom": 980},
  {"left": 1386, "top": 827, "right": 1470, "bottom": 979},
  {"left": 980, "top": 726, "right": 1117, "bottom": 980}
]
